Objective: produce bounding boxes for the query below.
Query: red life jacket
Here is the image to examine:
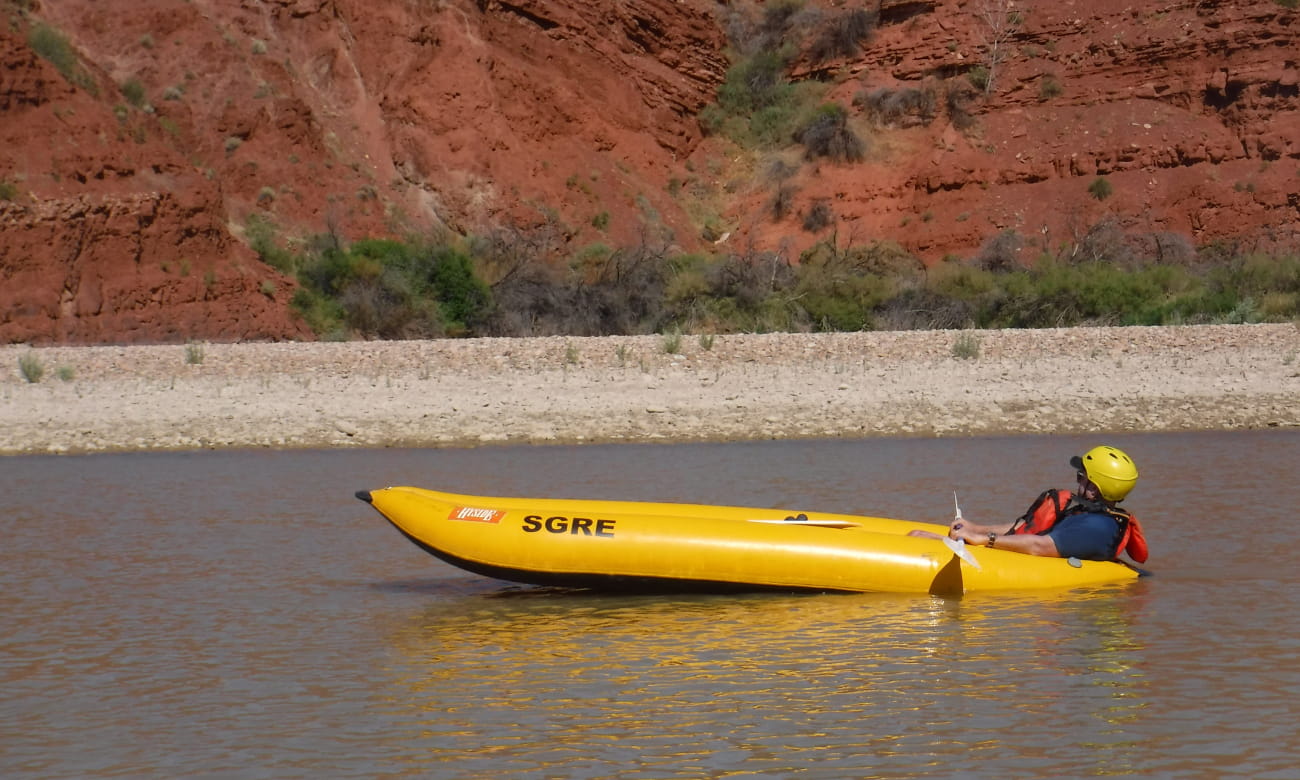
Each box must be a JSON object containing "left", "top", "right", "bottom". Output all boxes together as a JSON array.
[{"left": 1009, "top": 488, "right": 1149, "bottom": 563}]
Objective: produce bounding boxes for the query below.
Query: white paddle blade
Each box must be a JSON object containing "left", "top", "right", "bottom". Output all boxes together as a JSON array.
[{"left": 942, "top": 536, "right": 982, "bottom": 570}]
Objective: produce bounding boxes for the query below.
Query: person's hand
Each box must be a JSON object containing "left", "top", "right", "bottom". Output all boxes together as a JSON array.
[{"left": 948, "top": 520, "right": 976, "bottom": 544}]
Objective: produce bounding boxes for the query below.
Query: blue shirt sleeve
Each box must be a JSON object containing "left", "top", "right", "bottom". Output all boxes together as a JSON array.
[{"left": 1045, "top": 513, "right": 1123, "bottom": 561}]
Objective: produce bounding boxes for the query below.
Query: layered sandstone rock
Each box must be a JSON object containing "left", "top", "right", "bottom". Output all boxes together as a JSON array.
[
  {"left": 0, "top": 21, "right": 308, "bottom": 344},
  {"left": 1, "top": 0, "right": 726, "bottom": 344},
  {"left": 1, "top": 0, "right": 1297, "bottom": 345},
  {"left": 740, "top": 0, "right": 1300, "bottom": 261},
  {"left": 0, "top": 192, "right": 308, "bottom": 343}
]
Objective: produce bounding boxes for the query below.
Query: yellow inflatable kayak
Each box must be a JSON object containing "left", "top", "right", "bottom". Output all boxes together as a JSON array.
[{"left": 356, "top": 486, "right": 1141, "bottom": 595}]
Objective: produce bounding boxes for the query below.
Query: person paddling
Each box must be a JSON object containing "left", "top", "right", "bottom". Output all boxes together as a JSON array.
[{"left": 914, "top": 445, "right": 1149, "bottom": 563}]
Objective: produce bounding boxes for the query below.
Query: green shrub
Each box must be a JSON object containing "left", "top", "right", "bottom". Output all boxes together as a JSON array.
[
  {"left": 803, "top": 200, "right": 834, "bottom": 232},
  {"left": 743, "top": 0, "right": 805, "bottom": 56},
  {"left": 702, "top": 36, "right": 825, "bottom": 150},
  {"left": 975, "top": 229, "right": 1025, "bottom": 272},
  {"left": 673, "top": 250, "right": 801, "bottom": 333},
  {"left": 28, "top": 23, "right": 97, "bottom": 93},
  {"left": 0, "top": 179, "right": 18, "bottom": 201},
  {"left": 927, "top": 261, "right": 997, "bottom": 302},
  {"left": 557, "top": 239, "right": 1300, "bottom": 334},
  {"left": 19, "top": 352, "right": 44, "bottom": 383},
  {"left": 120, "top": 77, "right": 146, "bottom": 107},
  {"left": 717, "top": 49, "right": 791, "bottom": 115},
  {"left": 952, "top": 332, "right": 981, "bottom": 359},
  {"left": 291, "top": 287, "right": 347, "bottom": 338},
  {"left": 769, "top": 183, "right": 797, "bottom": 221},
  {"left": 797, "top": 278, "right": 879, "bottom": 330},
  {"left": 879, "top": 285, "right": 976, "bottom": 330},
  {"left": 427, "top": 245, "right": 492, "bottom": 334},
  {"left": 807, "top": 8, "right": 877, "bottom": 64},
  {"left": 662, "top": 329, "right": 682, "bottom": 354},
  {"left": 245, "top": 214, "right": 296, "bottom": 273},
  {"left": 945, "top": 82, "right": 978, "bottom": 130},
  {"left": 229, "top": 205, "right": 1300, "bottom": 339},
  {"left": 290, "top": 236, "right": 492, "bottom": 339},
  {"left": 309, "top": 238, "right": 420, "bottom": 337},
  {"left": 792, "top": 240, "right": 923, "bottom": 331},
  {"left": 747, "top": 97, "right": 808, "bottom": 147},
  {"left": 184, "top": 342, "right": 205, "bottom": 365},
  {"left": 1039, "top": 74, "right": 1063, "bottom": 100},
  {"left": 975, "top": 259, "right": 1211, "bottom": 328},
  {"left": 1197, "top": 253, "right": 1300, "bottom": 322},
  {"left": 855, "top": 86, "right": 937, "bottom": 128},
  {"left": 795, "top": 103, "right": 865, "bottom": 162},
  {"left": 1088, "top": 176, "right": 1114, "bottom": 201}
]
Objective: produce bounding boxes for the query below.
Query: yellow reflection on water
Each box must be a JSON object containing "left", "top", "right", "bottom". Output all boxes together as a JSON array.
[{"left": 375, "top": 583, "right": 1152, "bottom": 776}]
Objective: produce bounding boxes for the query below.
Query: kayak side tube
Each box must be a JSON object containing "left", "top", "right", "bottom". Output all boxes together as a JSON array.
[{"left": 357, "top": 486, "right": 1140, "bottom": 595}]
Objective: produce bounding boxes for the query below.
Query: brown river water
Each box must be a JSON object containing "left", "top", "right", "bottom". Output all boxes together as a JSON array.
[{"left": 3, "top": 430, "right": 1299, "bottom": 779}]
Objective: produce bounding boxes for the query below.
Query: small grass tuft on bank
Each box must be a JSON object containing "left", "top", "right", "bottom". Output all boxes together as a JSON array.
[
  {"left": 19, "top": 352, "right": 44, "bottom": 383},
  {"left": 951, "top": 332, "right": 981, "bottom": 359},
  {"left": 185, "top": 342, "right": 205, "bottom": 365},
  {"left": 662, "top": 329, "right": 683, "bottom": 354}
]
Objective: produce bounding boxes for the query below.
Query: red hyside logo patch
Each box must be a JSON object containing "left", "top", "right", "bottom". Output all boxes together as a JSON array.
[{"left": 448, "top": 506, "right": 507, "bottom": 524}]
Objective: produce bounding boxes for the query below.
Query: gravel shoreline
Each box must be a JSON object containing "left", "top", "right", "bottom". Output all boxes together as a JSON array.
[{"left": 3, "top": 324, "right": 1298, "bottom": 455}]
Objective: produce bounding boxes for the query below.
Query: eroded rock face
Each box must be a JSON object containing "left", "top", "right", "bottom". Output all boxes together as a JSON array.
[
  {"left": 0, "top": 21, "right": 308, "bottom": 344},
  {"left": 0, "top": 192, "right": 308, "bottom": 344},
  {"left": 1, "top": 0, "right": 726, "bottom": 344},
  {"left": 730, "top": 0, "right": 1300, "bottom": 262},
  {"left": 1, "top": 0, "right": 1297, "bottom": 345}
]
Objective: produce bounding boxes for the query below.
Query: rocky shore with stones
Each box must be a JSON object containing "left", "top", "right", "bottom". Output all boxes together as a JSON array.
[{"left": 3, "top": 324, "right": 1298, "bottom": 456}]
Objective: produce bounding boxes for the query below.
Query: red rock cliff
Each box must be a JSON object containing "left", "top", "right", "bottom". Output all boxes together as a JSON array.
[
  {"left": 730, "top": 0, "right": 1300, "bottom": 264},
  {"left": 1, "top": 0, "right": 1296, "bottom": 345},
  {"left": 2, "top": 0, "right": 726, "bottom": 344}
]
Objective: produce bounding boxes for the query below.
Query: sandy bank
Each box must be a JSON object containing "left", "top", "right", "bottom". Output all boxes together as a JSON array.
[{"left": 2, "top": 324, "right": 1298, "bottom": 455}]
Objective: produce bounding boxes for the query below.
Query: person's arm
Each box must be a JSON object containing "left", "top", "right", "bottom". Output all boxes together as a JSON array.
[
  {"left": 950, "top": 523, "right": 1061, "bottom": 557},
  {"left": 948, "top": 517, "right": 1017, "bottom": 538}
]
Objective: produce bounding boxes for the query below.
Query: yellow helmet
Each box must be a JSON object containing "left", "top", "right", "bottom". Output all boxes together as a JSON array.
[{"left": 1070, "top": 445, "right": 1138, "bottom": 501}]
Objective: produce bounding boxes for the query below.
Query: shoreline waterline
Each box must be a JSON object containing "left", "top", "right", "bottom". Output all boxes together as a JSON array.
[{"left": 3, "top": 323, "right": 1298, "bottom": 456}]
